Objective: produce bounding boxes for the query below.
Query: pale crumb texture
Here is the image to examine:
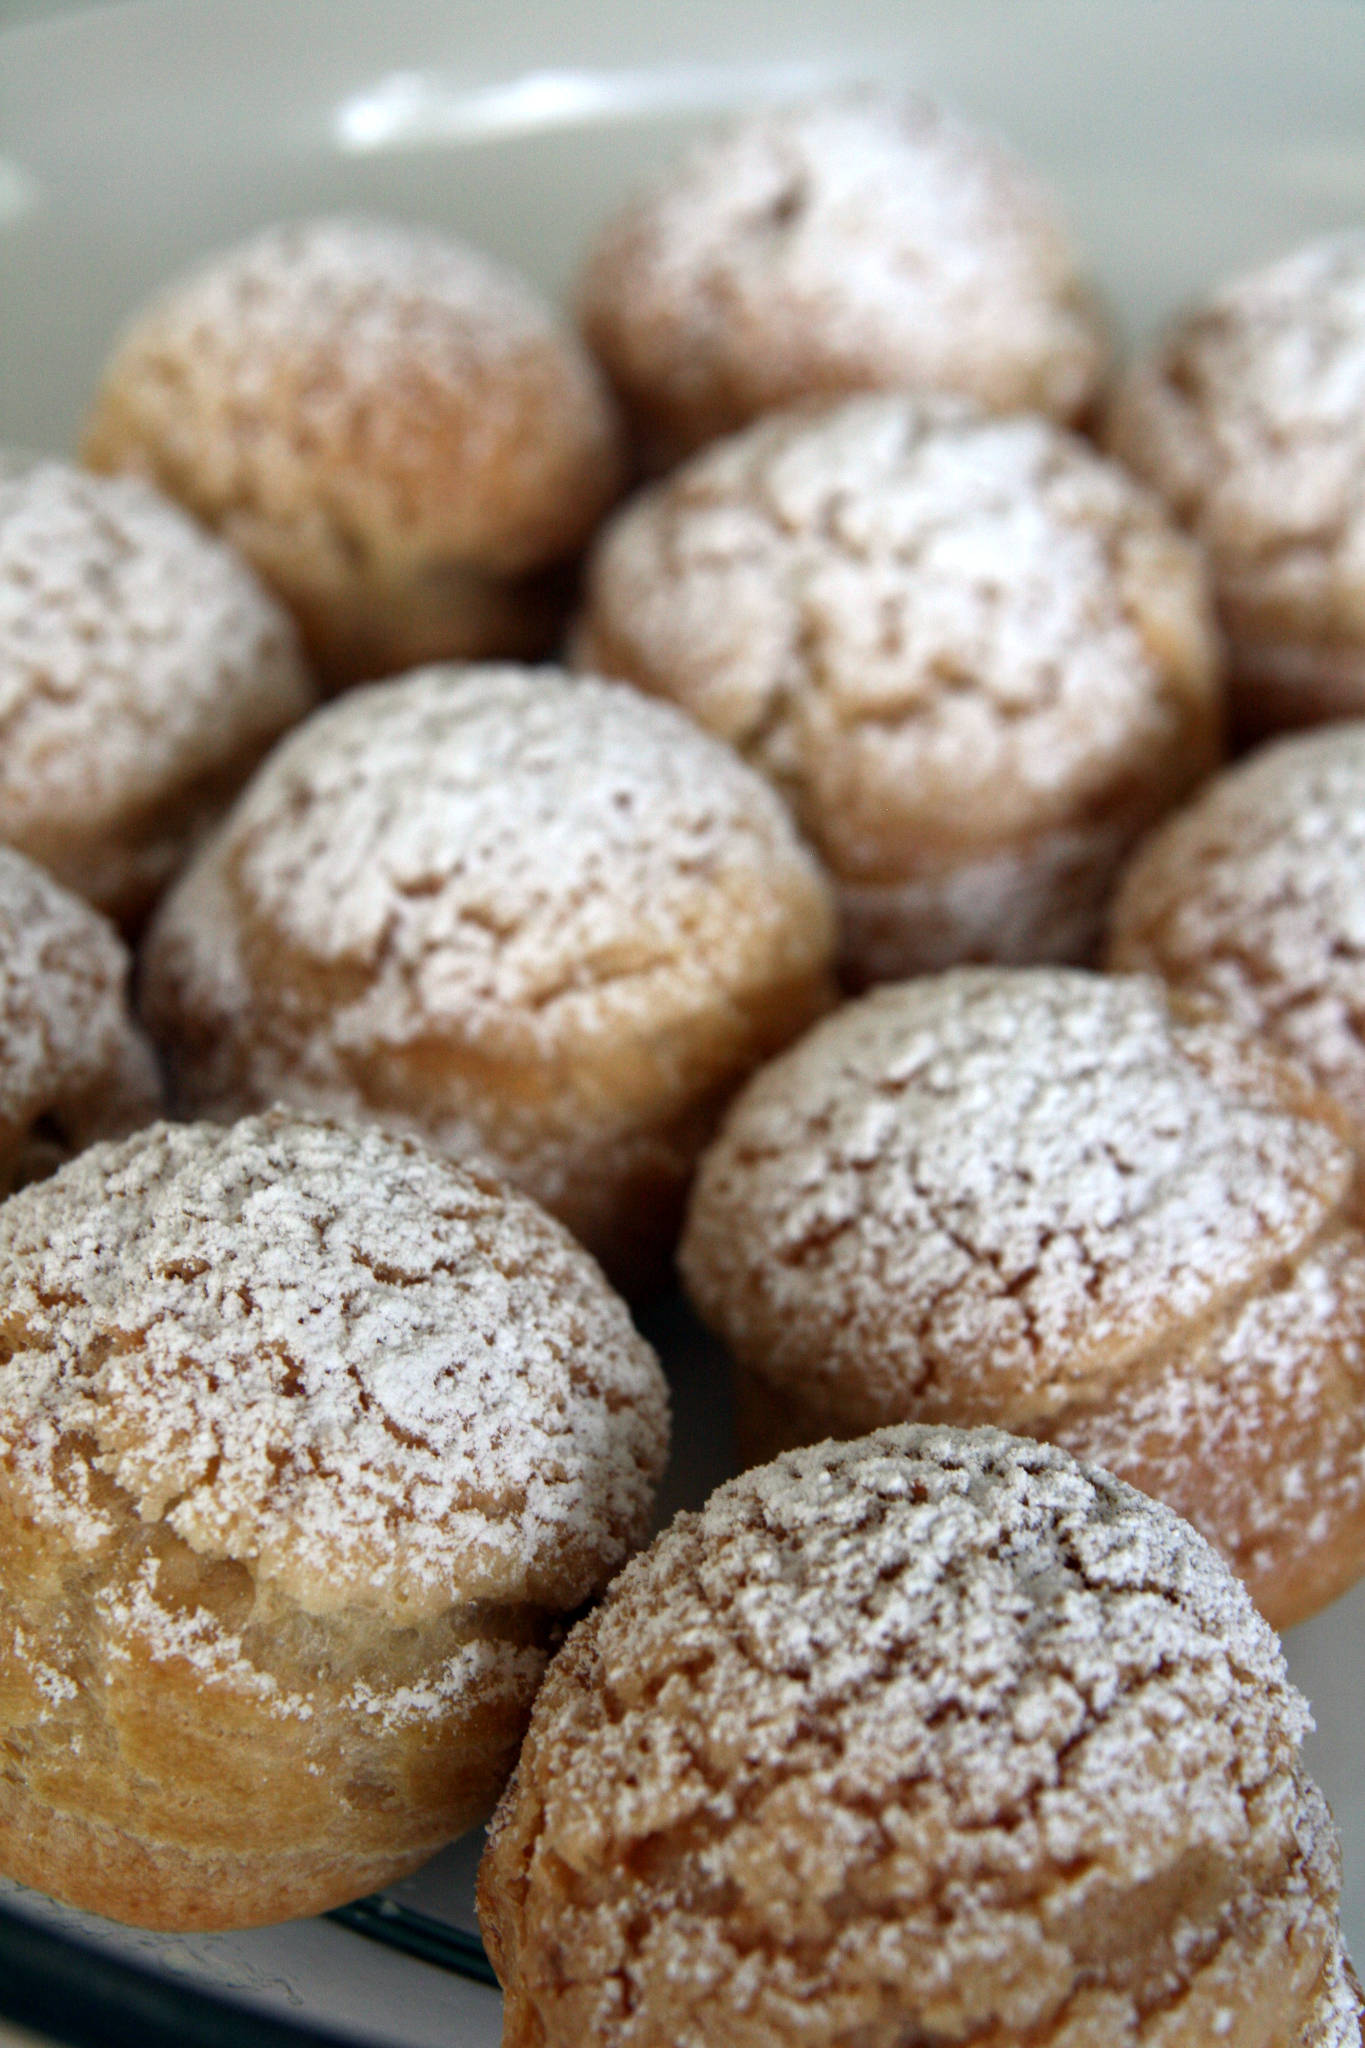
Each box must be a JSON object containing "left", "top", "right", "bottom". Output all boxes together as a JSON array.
[
  {"left": 0, "top": 459, "right": 312, "bottom": 920},
  {"left": 1109, "top": 726, "right": 1365, "bottom": 1153},
  {"left": 579, "top": 90, "right": 1107, "bottom": 468},
  {"left": 83, "top": 218, "right": 625, "bottom": 686},
  {"left": 140, "top": 664, "right": 836, "bottom": 1287},
  {"left": 575, "top": 397, "right": 1220, "bottom": 980},
  {"left": 0, "top": 1110, "right": 667, "bottom": 1619},
  {"left": 0, "top": 844, "right": 160, "bottom": 1188},
  {"left": 1109, "top": 234, "right": 1365, "bottom": 735},
  {"left": 479, "top": 1426, "right": 1355, "bottom": 2048},
  {"left": 0, "top": 1111, "right": 668, "bottom": 1926},
  {"left": 682, "top": 969, "right": 1365, "bottom": 1628}
]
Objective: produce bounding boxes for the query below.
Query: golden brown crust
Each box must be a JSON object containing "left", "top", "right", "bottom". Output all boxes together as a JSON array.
[
  {"left": 140, "top": 664, "right": 837, "bottom": 1292},
  {"left": 478, "top": 1427, "right": 1354, "bottom": 2048},
  {"left": 0, "top": 1625, "right": 527, "bottom": 1931},
  {"left": 83, "top": 219, "right": 626, "bottom": 688},
  {"left": 0, "top": 1111, "right": 669, "bottom": 1928},
  {"left": 0, "top": 458, "right": 313, "bottom": 925},
  {"left": 1107, "top": 234, "right": 1365, "bottom": 744},
  {"left": 578, "top": 90, "right": 1108, "bottom": 468},
  {"left": 574, "top": 396, "right": 1221, "bottom": 984},
  {"left": 682, "top": 969, "right": 1365, "bottom": 1628}
]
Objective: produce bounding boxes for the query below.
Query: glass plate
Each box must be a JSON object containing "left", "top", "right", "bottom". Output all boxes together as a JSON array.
[{"left": 1, "top": 1, "right": 1363, "bottom": 2040}]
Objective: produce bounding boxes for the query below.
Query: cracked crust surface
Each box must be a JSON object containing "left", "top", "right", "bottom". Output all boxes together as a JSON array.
[
  {"left": 1108, "top": 726, "right": 1365, "bottom": 1158},
  {"left": 577, "top": 90, "right": 1108, "bottom": 469},
  {"left": 1108, "top": 234, "right": 1365, "bottom": 739},
  {"left": 0, "top": 1109, "right": 668, "bottom": 1927},
  {"left": 0, "top": 846, "right": 160, "bottom": 1193},
  {"left": 139, "top": 663, "right": 836, "bottom": 1290},
  {"left": 681, "top": 969, "right": 1365, "bottom": 1627},
  {"left": 575, "top": 397, "right": 1220, "bottom": 982},
  {"left": 478, "top": 1426, "right": 1356, "bottom": 2048},
  {"left": 83, "top": 218, "right": 626, "bottom": 688},
  {"left": 0, "top": 458, "right": 313, "bottom": 923}
]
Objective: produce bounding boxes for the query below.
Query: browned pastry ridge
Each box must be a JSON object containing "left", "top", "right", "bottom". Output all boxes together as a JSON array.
[
  {"left": 0, "top": 844, "right": 160, "bottom": 1191},
  {"left": 1109, "top": 232, "right": 1365, "bottom": 740},
  {"left": 575, "top": 395, "right": 1221, "bottom": 984},
  {"left": 0, "top": 1110, "right": 669, "bottom": 1930},
  {"left": 1108, "top": 724, "right": 1365, "bottom": 1157},
  {"left": 0, "top": 457, "right": 312, "bottom": 925},
  {"left": 478, "top": 1426, "right": 1362, "bottom": 2048},
  {"left": 139, "top": 662, "right": 837, "bottom": 1293},
  {"left": 681, "top": 968, "right": 1365, "bottom": 1629},
  {"left": 578, "top": 88, "right": 1108, "bottom": 470},
  {"left": 83, "top": 218, "right": 626, "bottom": 688}
]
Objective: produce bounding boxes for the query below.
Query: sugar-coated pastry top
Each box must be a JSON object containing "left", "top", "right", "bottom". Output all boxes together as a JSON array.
[
  {"left": 141, "top": 665, "right": 836, "bottom": 1248},
  {"left": 1112, "top": 233, "right": 1365, "bottom": 597},
  {"left": 0, "top": 1112, "right": 669, "bottom": 1625},
  {"left": 682, "top": 968, "right": 1354, "bottom": 1428},
  {"left": 578, "top": 91, "right": 1108, "bottom": 463},
  {"left": 203, "top": 665, "right": 826, "bottom": 1028},
  {"left": 480, "top": 1426, "right": 1350, "bottom": 2048},
  {"left": 0, "top": 846, "right": 160, "bottom": 1180},
  {"left": 578, "top": 397, "right": 1219, "bottom": 883},
  {"left": 1110, "top": 725, "right": 1365, "bottom": 1147},
  {"left": 0, "top": 458, "right": 312, "bottom": 916},
  {"left": 1109, "top": 233, "right": 1365, "bottom": 708},
  {"left": 83, "top": 217, "right": 624, "bottom": 581}
]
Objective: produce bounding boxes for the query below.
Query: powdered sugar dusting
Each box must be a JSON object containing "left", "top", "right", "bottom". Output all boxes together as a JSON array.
[
  {"left": 483, "top": 1427, "right": 1342, "bottom": 2047},
  {"left": 1050, "top": 1225, "right": 1365, "bottom": 1622},
  {"left": 1110, "top": 233, "right": 1365, "bottom": 651},
  {"left": 85, "top": 218, "right": 623, "bottom": 578},
  {"left": 0, "top": 844, "right": 159, "bottom": 1165},
  {"left": 1110, "top": 725, "right": 1365, "bottom": 1148},
  {"left": 99, "top": 1552, "right": 294, "bottom": 1706},
  {"left": 580, "top": 90, "right": 1106, "bottom": 454},
  {"left": 1306, "top": 1940, "right": 1365, "bottom": 2048},
  {"left": 0, "top": 1112, "right": 669, "bottom": 1623},
  {"left": 119, "top": 216, "right": 574, "bottom": 408},
  {"left": 232, "top": 665, "right": 822, "bottom": 1001},
  {"left": 344, "top": 1638, "right": 545, "bottom": 1735},
  {"left": 682, "top": 969, "right": 1353, "bottom": 1425},
  {"left": 4, "top": 1624, "right": 78, "bottom": 1716},
  {"left": 0, "top": 458, "right": 310, "bottom": 866},
  {"left": 141, "top": 665, "right": 834, "bottom": 1197},
  {"left": 578, "top": 398, "right": 1217, "bottom": 882}
]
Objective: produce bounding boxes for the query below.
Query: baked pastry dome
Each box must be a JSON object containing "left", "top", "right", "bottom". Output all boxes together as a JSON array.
[
  {"left": 478, "top": 1426, "right": 1360, "bottom": 2048},
  {"left": 681, "top": 967, "right": 1365, "bottom": 1628},
  {"left": 0, "top": 1110, "right": 669, "bottom": 1929},
  {"left": 0, "top": 844, "right": 160, "bottom": 1191},
  {"left": 83, "top": 217, "right": 626, "bottom": 688},
  {"left": 139, "top": 663, "right": 837, "bottom": 1290},
  {"left": 1108, "top": 725, "right": 1365, "bottom": 1155},
  {"left": 0, "top": 457, "right": 312, "bottom": 923},
  {"left": 1109, "top": 232, "right": 1365, "bottom": 739},
  {"left": 575, "top": 396, "right": 1221, "bottom": 984},
  {"left": 578, "top": 89, "right": 1108, "bottom": 469}
]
